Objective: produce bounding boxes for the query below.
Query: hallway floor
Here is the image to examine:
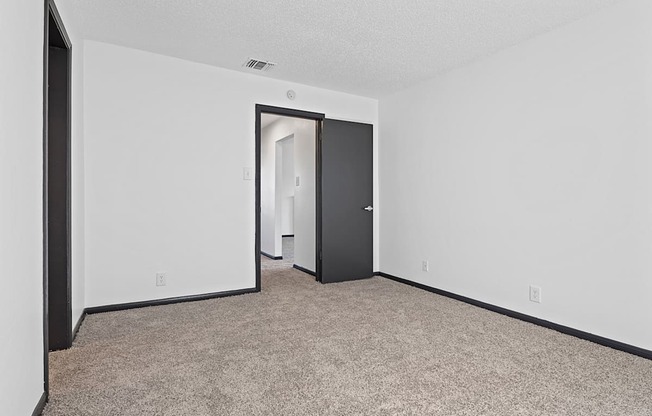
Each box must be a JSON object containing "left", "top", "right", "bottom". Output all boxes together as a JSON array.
[{"left": 260, "top": 236, "right": 295, "bottom": 271}]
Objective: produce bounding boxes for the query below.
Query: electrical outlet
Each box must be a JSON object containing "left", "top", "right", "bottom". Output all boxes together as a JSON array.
[
  {"left": 422, "top": 261, "right": 429, "bottom": 272},
  {"left": 156, "top": 272, "right": 166, "bottom": 287},
  {"left": 529, "top": 285, "right": 541, "bottom": 303}
]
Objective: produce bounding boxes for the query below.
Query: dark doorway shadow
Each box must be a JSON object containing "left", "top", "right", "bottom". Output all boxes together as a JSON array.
[{"left": 43, "top": 0, "right": 72, "bottom": 400}]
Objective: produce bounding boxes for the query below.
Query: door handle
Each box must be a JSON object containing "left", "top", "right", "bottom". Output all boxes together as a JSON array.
[{"left": 363, "top": 206, "right": 374, "bottom": 212}]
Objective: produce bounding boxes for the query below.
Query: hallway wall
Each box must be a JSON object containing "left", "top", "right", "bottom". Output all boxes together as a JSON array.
[{"left": 261, "top": 117, "right": 315, "bottom": 271}]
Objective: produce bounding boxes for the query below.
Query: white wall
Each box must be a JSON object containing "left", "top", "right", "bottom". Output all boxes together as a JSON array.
[
  {"left": 84, "top": 41, "right": 378, "bottom": 306},
  {"left": 274, "top": 140, "right": 283, "bottom": 257},
  {"left": 379, "top": 0, "right": 652, "bottom": 351},
  {"left": 280, "top": 138, "right": 295, "bottom": 236},
  {"left": 292, "top": 120, "right": 317, "bottom": 272},
  {"left": 260, "top": 125, "right": 287, "bottom": 257},
  {"left": 261, "top": 125, "right": 300, "bottom": 258},
  {"left": 0, "top": 1, "right": 45, "bottom": 413}
]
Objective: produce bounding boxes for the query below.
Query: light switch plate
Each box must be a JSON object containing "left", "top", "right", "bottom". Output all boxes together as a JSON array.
[{"left": 243, "top": 167, "right": 253, "bottom": 180}]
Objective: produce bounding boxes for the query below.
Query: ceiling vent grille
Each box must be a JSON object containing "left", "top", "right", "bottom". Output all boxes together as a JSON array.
[{"left": 243, "top": 58, "right": 276, "bottom": 71}]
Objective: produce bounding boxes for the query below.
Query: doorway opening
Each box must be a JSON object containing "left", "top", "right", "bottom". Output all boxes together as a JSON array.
[
  {"left": 43, "top": 0, "right": 72, "bottom": 398},
  {"left": 256, "top": 107, "right": 323, "bottom": 288},
  {"left": 255, "top": 105, "right": 375, "bottom": 290}
]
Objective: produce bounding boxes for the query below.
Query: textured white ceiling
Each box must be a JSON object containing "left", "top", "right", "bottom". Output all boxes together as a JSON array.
[{"left": 61, "top": 0, "right": 620, "bottom": 98}]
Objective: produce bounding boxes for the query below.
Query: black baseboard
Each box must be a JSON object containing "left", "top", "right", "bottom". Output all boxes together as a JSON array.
[
  {"left": 282, "top": 234, "right": 294, "bottom": 238},
  {"left": 32, "top": 392, "right": 47, "bottom": 416},
  {"left": 72, "top": 310, "right": 86, "bottom": 342},
  {"left": 293, "top": 264, "right": 316, "bottom": 276},
  {"left": 378, "top": 272, "right": 652, "bottom": 361},
  {"left": 261, "top": 251, "right": 283, "bottom": 260},
  {"left": 85, "top": 287, "right": 258, "bottom": 314}
]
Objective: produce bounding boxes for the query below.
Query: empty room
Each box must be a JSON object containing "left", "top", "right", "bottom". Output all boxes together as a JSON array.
[{"left": 2, "top": 0, "right": 652, "bottom": 415}]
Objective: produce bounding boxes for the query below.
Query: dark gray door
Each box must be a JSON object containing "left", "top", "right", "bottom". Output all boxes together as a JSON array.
[{"left": 320, "top": 119, "right": 373, "bottom": 283}]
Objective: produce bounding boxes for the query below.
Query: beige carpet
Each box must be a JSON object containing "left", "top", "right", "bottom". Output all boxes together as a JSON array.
[{"left": 45, "top": 263, "right": 652, "bottom": 415}]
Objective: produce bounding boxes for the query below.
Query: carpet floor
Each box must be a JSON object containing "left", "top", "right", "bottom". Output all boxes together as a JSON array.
[{"left": 45, "top": 262, "right": 652, "bottom": 415}]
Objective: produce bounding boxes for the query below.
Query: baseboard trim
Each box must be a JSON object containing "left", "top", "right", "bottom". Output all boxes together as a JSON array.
[
  {"left": 282, "top": 234, "right": 294, "bottom": 238},
  {"left": 72, "top": 310, "right": 86, "bottom": 342},
  {"left": 378, "top": 272, "right": 652, "bottom": 361},
  {"left": 32, "top": 392, "right": 47, "bottom": 416},
  {"left": 85, "top": 287, "right": 258, "bottom": 314},
  {"left": 261, "top": 251, "right": 283, "bottom": 260},
  {"left": 293, "top": 264, "right": 316, "bottom": 276}
]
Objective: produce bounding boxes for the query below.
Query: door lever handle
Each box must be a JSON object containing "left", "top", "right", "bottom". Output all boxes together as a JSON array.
[{"left": 363, "top": 206, "right": 374, "bottom": 212}]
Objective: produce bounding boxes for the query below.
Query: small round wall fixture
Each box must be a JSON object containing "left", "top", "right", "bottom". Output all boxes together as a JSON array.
[{"left": 287, "top": 90, "right": 296, "bottom": 100}]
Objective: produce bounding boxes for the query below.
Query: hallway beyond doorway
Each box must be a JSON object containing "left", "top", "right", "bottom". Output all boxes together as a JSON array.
[{"left": 261, "top": 236, "right": 294, "bottom": 271}]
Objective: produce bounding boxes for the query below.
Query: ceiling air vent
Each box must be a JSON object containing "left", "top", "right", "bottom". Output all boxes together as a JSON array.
[{"left": 243, "top": 58, "right": 276, "bottom": 71}]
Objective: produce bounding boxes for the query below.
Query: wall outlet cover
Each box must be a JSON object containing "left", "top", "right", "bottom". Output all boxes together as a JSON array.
[
  {"left": 156, "top": 272, "right": 166, "bottom": 287},
  {"left": 529, "top": 285, "right": 541, "bottom": 303}
]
